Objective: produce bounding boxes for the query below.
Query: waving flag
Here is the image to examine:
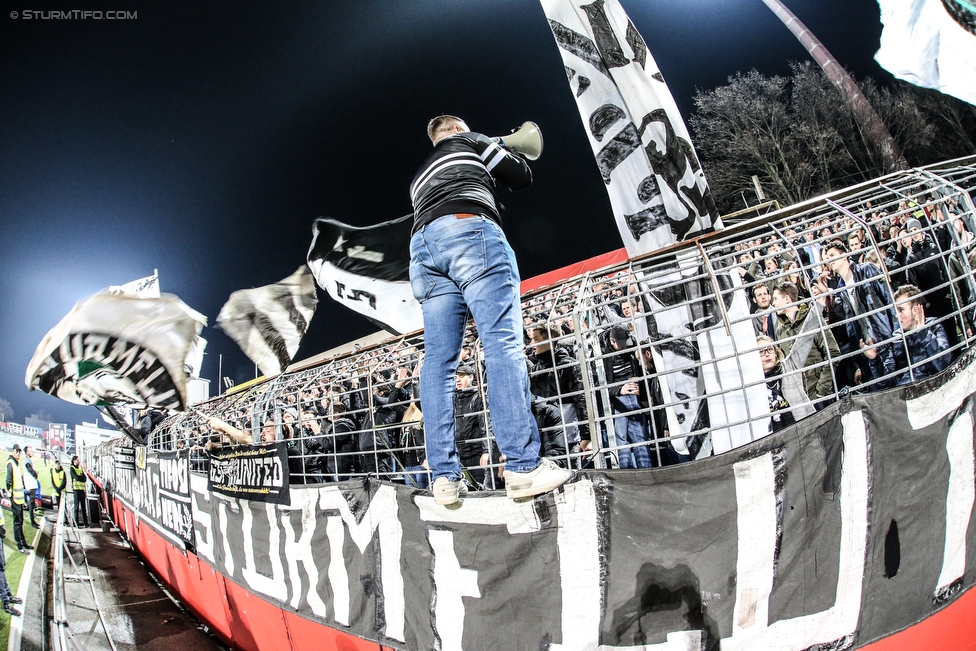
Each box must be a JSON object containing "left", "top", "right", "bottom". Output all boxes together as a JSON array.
[
  {"left": 25, "top": 293, "right": 206, "bottom": 410},
  {"left": 107, "top": 271, "right": 161, "bottom": 298},
  {"left": 107, "top": 271, "right": 208, "bottom": 378},
  {"left": 217, "top": 266, "right": 318, "bottom": 377},
  {"left": 876, "top": 0, "right": 976, "bottom": 106},
  {"left": 541, "top": 0, "right": 721, "bottom": 257},
  {"left": 307, "top": 216, "right": 423, "bottom": 335}
]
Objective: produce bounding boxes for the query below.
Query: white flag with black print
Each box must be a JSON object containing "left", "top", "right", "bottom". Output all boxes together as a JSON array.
[
  {"left": 25, "top": 293, "right": 206, "bottom": 411},
  {"left": 107, "top": 272, "right": 161, "bottom": 298},
  {"left": 307, "top": 216, "right": 423, "bottom": 336},
  {"left": 541, "top": 0, "right": 721, "bottom": 257},
  {"left": 217, "top": 265, "right": 318, "bottom": 377},
  {"left": 106, "top": 272, "right": 208, "bottom": 378},
  {"left": 875, "top": 0, "right": 976, "bottom": 106}
]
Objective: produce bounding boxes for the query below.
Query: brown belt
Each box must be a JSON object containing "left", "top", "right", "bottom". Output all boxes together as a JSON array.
[{"left": 455, "top": 213, "right": 478, "bottom": 219}]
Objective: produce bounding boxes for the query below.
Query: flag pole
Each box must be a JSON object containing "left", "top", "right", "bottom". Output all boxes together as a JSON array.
[{"left": 761, "top": 0, "right": 907, "bottom": 171}]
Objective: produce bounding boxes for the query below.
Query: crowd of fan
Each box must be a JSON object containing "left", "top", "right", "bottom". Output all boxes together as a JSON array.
[
  {"left": 736, "top": 193, "right": 974, "bottom": 428},
  {"left": 146, "top": 189, "right": 976, "bottom": 487}
]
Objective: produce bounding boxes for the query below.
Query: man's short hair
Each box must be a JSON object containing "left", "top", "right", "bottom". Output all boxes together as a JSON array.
[
  {"left": 773, "top": 281, "right": 799, "bottom": 303},
  {"left": 427, "top": 115, "right": 464, "bottom": 142},
  {"left": 825, "top": 239, "right": 849, "bottom": 255},
  {"left": 530, "top": 325, "right": 562, "bottom": 344},
  {"left": 893, "top": 284, "right": 923, "bottom": 306},
  {"left": 750, "top": 283, "right": 769, "bottom": 299}
]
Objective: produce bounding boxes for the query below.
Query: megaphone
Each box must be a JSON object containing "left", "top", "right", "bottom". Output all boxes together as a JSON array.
[{"left": 498, "top": 121, "right": 543, "bottom": 160}]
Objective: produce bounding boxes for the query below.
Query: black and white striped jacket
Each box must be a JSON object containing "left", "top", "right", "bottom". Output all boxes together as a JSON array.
[{"left": 409, "top": 131, "right": 531, "bottom": 234}]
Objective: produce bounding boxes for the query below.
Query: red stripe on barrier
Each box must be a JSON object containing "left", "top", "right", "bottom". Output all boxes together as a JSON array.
[
  {"left": 861, "top": 585, "right": 976, "bottom": 651},
  {"left": 108, "top": 494, "right": 976, "bottom": 650},
  {"left": 110, "top": 500, "right": 387, "bottom": 650},
  {"left": 519, "top": 248, "right": 628, "bottom": 294}
]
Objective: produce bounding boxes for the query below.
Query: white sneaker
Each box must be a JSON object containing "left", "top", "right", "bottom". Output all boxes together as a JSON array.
[
  {"left": 504, "top": 458, "right": 573, "bottom": 500},
  {"left": 432, "top": 477, "right": 468, "bottom": 506}
]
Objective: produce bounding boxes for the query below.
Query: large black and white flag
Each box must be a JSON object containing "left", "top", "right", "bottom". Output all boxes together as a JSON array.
[
  {"left": 876, "top": 0, "right": 976, "bottom": 106},
  {"left": 217, "top": 266, "right": 318, "bottom": 377},
  {"left": 541, "top": 0, "right": 721, "bottom": 256},
  {"left": 307, "top": 216, "right": 423, "bottom": 336},
  {"left": 106, "top": 272, "right": 208, "bottom": 379},
  {"left": 25, "top": 293, "right": 206, "bottom": 410}
]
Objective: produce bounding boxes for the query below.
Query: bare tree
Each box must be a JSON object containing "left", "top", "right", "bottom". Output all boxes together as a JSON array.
[
  {"left": 906, "top": 87, "right": 976, "bottom": 160},
  {"left": 690, "top": 63, "right": 976, "bottom": 213},
  {"left": 689, "top": 68, "right": 851, "bottom": 212},
  {"left": 0, "top": 397, "right": 13, "bottom": 423}
]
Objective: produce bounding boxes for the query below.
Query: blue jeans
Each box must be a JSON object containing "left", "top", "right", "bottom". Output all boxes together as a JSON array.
[
  {"left": 613, "top": 394, "right": 651, "bottom": 469},
  {"left": 402, "top": 465, "right": 431, "bottom": 489},
  {"left": 409, "top": 214, "right": 541, "bottom": 481}
]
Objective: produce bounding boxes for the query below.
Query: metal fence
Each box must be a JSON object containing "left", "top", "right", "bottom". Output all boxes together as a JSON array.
[
  {"left": 52, "top": 495, "right": 118, "bottom": 651},
  {"left": 145, "top": 156, "right": 976, "bottom": 490}
]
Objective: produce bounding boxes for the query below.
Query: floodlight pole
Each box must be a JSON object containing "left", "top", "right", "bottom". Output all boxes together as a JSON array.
[{"left": 761, "top": 0, "right": 908, "bottom": 171}]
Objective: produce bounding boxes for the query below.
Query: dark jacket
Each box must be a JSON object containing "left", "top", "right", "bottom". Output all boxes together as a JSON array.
[
  {"left": 411, "top": 131, "right": 531, "bottom": 233},
  {"left": 286, "top": 443, "right": 305, "bottom": 482},
  {"left": 454, "top": 388, "right": 488, "bottom": 462},
  {"left": 765, "top": 366, "right": 797, "bottom": 434},
  {"left": 826, "top": 262, "right": 900, "bottom": 387},
  {"left": 528, "top": 344, "right": 587, "bottom": 418},
  {"left": 323, "top": 415, "right": 358, "bottom": 477},
  {"left": 905, "top": 235, "right": 948, "bottom": 304},
  {"left": 532, "top": 400, "right": 567, "bottom": 461},
  {"left": 897, "top": 318, "right": 951, "bottom": 385},
  {"left": 883, "top": 243, "right": 912, "bottom": 290},
  {"left": 599, "top": 330, "right": 641, "bottom": 399}
]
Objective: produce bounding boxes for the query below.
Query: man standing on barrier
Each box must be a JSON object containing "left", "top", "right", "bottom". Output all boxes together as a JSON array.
[
  {"left": 409, "top": 115, "right": 572, "bottom": 505},
  {"left": 4, "top": 446, "right": 30, "bottom": 553}
]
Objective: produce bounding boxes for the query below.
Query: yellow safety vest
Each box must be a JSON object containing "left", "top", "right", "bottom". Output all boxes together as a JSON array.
[
  {"left": 51, "top": 467, "right": 66, "bottom": 493},
  {"left": 71, "top": 465, "right": 86, "bottom": 491},
  {"left": 6, "top": 458, "right": 24, "bottom": 505}
]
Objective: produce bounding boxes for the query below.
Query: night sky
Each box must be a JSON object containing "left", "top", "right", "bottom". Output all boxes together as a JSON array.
[{"left": 1, "top": 0, "right": 894, "bottom": 427}]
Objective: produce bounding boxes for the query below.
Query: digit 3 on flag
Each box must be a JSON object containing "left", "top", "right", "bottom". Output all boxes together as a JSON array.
[{"left": 307, "top": 216, "right": 423, "bottom": 336}]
